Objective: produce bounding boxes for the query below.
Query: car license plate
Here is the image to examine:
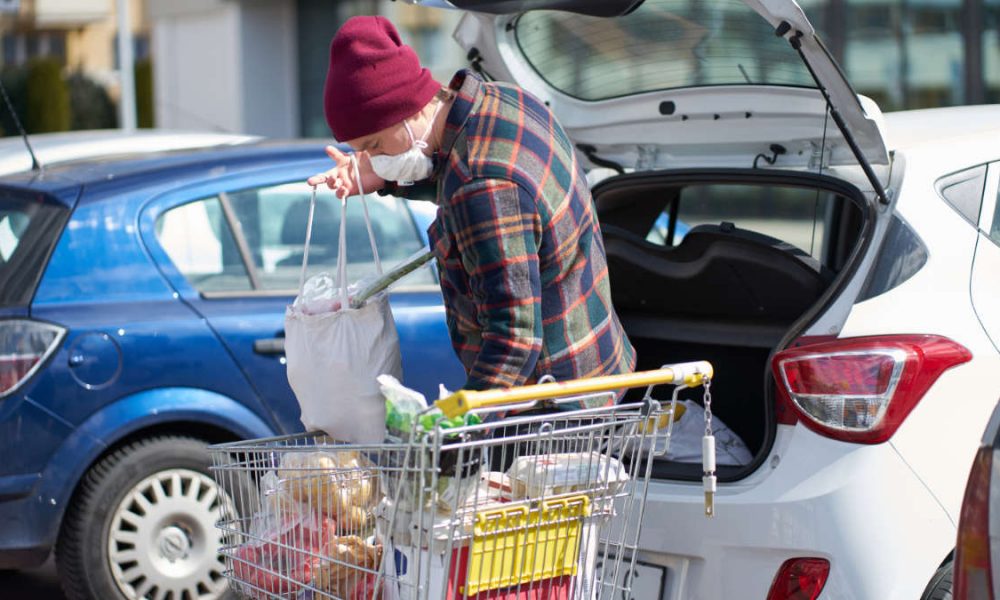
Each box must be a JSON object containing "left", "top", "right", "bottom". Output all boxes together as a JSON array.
[{"left": 595, "top": 558, "right": 667, "bottom": 599}]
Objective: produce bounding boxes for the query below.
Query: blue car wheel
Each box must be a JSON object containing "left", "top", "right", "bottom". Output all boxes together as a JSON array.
[{"left": 55, "top": 436, "right": 245, "bottom": 600}]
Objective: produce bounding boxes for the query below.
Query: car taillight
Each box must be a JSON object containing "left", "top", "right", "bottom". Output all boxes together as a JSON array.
[
  {"left": 772, "top": 335, "right": 971, "bottom": 444},
  {"left": 766, "top": 558, "right": 830, "bottom": 600},
  {"left": 0, "top": 319, "right": 66, "bottom": 398},
  {"left": 954, "top": 446, "right": 997, "bottom": 600}
]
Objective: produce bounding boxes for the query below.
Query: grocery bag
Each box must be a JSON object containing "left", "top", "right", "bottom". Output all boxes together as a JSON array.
[{"left": 284, "top": 160, "right": 400, "bottom": 443}]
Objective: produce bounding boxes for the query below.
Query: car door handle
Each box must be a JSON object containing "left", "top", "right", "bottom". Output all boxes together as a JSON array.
[{"left": 253, "top": 337, "right": 285, "bottom": 355}]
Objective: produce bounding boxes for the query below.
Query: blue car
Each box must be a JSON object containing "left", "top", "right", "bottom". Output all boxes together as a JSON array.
[{"left": 0, "top": 140, "right": 465, "bottom": 599}]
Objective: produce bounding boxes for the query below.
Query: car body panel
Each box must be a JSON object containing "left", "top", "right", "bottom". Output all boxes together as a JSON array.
[
  {"left": 838, "top": 139, "right": 1000, "bottom": 523},
  {"left": 0, "top": 386, "right": 273, "bottom": 560},
  {"left": 27, "top": 297, "right": 273, "bottom": 429},
  {"left": 0, "top": 141, "right": 467, "bottom": 571},
  {"left": 641, "top": 426, "right": 952, "bottom": 599}
]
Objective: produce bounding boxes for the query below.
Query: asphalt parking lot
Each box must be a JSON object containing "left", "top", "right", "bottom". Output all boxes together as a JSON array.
[{"left": 4, "top": 558, "right": 65, "bottom": 599}]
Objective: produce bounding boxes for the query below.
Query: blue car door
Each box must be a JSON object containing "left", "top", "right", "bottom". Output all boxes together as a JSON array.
[{"left": 142, "top": 168, "right": 465, "bottom": 435}]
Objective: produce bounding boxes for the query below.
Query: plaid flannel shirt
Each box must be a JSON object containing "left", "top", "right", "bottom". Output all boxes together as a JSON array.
[{"left": 425, "top": 70, "right": 636, "bottom": 394}]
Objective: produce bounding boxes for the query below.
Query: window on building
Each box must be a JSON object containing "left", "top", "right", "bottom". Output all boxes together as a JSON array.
[
  {"left": 48, "top": 32, "right": 66, "bottom": 64},
  {"left": 25, "top": 34, "right": 38, "bottom": 60},
  {"left": 112, "top": 33, "right": 152, "bottom": 69},
  {"left": 1, "top": 31, "right": 67, "bottom": 67},
  {"left": 849, "top": 4, "right": 893, "bottom": 37},
  {"left": 844, "top": 0, "right": 963, "bottom": 111},
  {"left": 2, "top": 33, "right": 18, "bottom": 65},
  {"left": 986, "top": 0, "right": 1000, "bottom": 103}
]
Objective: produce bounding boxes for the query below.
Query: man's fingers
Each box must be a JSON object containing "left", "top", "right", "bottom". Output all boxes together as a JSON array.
[
  {"left": 306, "top": 173, "right": 328, "bottom": 186},
  {"left": 325, "top": 145, "right": 350, "bottom": 166}
]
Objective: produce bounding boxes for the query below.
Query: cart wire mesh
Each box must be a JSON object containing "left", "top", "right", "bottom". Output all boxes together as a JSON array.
[{"left": 210, "top": 364, "right": 711, "bottom": 600}]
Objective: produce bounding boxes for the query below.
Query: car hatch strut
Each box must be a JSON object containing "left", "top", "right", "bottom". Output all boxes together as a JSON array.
[{"left": 776, "top": 21, "right": 890, "bottom": 206}]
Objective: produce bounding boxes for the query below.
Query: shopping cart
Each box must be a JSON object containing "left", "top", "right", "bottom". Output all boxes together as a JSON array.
[{"left": 209, "top": 362, "right": 714, "bottom": 600}]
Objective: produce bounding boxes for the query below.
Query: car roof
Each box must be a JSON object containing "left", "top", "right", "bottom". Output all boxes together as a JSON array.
[
  {"left": 883, "top": 105, "right": 1000, "bottom": 151},
  {"left": 0, "top": 129, "right": 260, "bottom": 176},
  {"left": 0, "top": 139, "right": 332, "bottom": 206}
]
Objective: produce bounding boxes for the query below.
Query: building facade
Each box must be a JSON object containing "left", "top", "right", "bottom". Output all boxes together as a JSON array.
[
  {"left": 0, "top": 0, "right": 149, "bottom": 97},
  {"left": 802, "top": 0, "right": 1000, "bottom": 110},
  {"left": 0, "top": 0, "right": 997, "bottom": 136},
  {"left": 145, "top": 0, "right": 463, "bottom": 138}
]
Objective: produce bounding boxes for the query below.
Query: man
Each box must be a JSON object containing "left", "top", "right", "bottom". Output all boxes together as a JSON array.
[{"left": 309, "top": 16, "right": 635, "bottom": 400}]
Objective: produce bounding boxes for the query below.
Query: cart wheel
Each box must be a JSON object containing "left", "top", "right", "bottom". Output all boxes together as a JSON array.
[
  {"left": 56, "top": 436, "right": 247, "bottom": 600},
  {"left": 920, "top": 560, "right": 953, "bottom": 600}
]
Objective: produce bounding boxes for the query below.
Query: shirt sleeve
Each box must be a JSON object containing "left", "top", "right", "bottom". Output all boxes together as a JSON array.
[{"left": 446, "top": 178, "right": 543, "bottom": 391}]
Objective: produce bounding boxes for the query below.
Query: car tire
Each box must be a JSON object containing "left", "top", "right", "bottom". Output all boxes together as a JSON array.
[
  {"left": 55, "top": 435, "right": 245, "bottom": 600},
  {"left": 921, "top": 561, "right": 954, "bottom": 600}
]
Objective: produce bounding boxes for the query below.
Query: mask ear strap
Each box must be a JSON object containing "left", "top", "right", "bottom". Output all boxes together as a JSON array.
[
  {"left": 418, "top": 99, "right": 444, "bottom": 148},
  {"left": 405, "top": 121, "right": 428, "bottom": 151},
  {"left": 407, "top": 99, "right": 443, "bottom": 150}
]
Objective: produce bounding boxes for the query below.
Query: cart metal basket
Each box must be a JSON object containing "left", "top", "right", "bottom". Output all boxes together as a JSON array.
[{"left": 210, "top": 362, "right": 713, "bottom": 600}]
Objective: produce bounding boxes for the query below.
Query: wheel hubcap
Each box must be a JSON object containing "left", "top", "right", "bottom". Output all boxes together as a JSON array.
[{"left": 107, "top": 468, "right": 235, "bottom": 600}]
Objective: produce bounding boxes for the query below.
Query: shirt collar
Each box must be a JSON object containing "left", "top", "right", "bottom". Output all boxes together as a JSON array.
[{"left": 432, "top": 69, "right": 483, "bottom": 179}]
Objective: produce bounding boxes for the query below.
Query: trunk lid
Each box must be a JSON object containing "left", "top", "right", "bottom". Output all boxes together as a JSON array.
[{"left": 421, "top": 0, "right": 890, "bottom": 198}]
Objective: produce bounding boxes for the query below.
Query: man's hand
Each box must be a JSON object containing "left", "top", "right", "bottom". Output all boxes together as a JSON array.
[{"left": 307, "top": 146, "right": 386, "bottom": 198}]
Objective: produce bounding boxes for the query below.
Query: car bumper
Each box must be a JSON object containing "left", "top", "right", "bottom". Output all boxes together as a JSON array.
[
  {"left": 0, "top": 491, "right": 57, "bottom": 569},
  {"left": 638, "top": 425, "right": 953, "bottom": 600}
]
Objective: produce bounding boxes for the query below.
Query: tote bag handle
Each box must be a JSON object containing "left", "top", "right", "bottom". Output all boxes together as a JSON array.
[{"left": 299, "top": 154, "right": 383, "bottom": 305}]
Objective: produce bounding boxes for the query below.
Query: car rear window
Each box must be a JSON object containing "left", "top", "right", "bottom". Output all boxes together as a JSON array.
[
  {"left": 515, "top": 0, "right": 816, "bottom": 101},
  {"left": 0, "top": 191, "right": 69, "bottom": 307}
]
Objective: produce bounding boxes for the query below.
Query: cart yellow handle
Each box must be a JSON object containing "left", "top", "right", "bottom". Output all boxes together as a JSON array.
[{"left": 434, "top": 361, "right": 713, "bottom": 418}]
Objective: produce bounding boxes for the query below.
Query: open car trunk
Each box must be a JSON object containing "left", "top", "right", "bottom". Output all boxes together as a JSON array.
[
  {"left": 420, "top": 0, "right": 893, "bottom": 479},
  {"left": 593, "top": 169, "right": 869, "bottom": 480}
]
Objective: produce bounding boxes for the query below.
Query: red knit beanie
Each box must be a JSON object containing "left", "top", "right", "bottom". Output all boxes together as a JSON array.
[{"left": 323, "top": 16, "right": 440, "bottom": 142}]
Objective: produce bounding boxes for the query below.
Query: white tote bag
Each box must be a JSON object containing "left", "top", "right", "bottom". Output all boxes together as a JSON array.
[{"left": 284, "top": 162, "right": 400, "bottom": 443}]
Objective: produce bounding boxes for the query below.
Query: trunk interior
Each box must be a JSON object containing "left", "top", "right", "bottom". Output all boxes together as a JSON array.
[{"left": 592, "top": 169, "right": 867, "bottom": 480}]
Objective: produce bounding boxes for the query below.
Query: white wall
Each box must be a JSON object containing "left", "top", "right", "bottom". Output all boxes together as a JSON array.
[
  {"left": 148, "top": 0, "right": 299, "bottom": 136},
  {"left": 239, "top": 0, "right": 298, "bottom": 137},
  {"left": 150, "top": 0, "right": 243, "bottom": 133}
]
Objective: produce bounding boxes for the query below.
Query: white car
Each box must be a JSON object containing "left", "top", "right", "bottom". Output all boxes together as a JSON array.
[
  {"left": 0, "top": 129, "right": 258, "bottom": 175},
  {"left": 421, "top": 0, "right": 1000, "bottom": 598}
]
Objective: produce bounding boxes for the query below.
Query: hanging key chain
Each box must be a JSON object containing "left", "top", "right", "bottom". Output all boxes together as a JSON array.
[{"left": 702, "top": 374, "right": 717, "bottom": 518}]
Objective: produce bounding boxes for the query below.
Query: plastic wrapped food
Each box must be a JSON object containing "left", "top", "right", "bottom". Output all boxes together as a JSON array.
[
  {"left": 439, "top": 471, "right": 513, "bottom": 513},
  {"left": 277, "top": 451, "right": 378, "bottom": 533},
  {"left": 310, "top": 534, "right": 383, "bottom": 599},
  {"left": 380, "top": 375, "right": 482, "bottom": 440},
  {"left": 379, "top": 374, "right": 428, "bottom": 438},
  {"left": 230, "top": 510, "right": 337, "bottom": 600},
  {"left": 506, "top": 452, "right": 629, "bottom": 499}
]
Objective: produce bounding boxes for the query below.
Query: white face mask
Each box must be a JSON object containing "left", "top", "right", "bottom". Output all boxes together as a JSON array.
[{"left": 369, "top": 101, "right": 442, "bottom": 184}]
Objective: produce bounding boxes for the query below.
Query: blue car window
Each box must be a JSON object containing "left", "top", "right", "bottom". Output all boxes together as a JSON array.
[
  {"left": 230, "top": 183, "right": 433, "bottom": 291},
  {"left": 0, "top": 192, "right": 69, "bottom": 307},
  {"left": 159, "top": 183, "right": 434, "bottom": 294},
  {"left": 155, "top": 197, "right": 252, "bottom": 293}
]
